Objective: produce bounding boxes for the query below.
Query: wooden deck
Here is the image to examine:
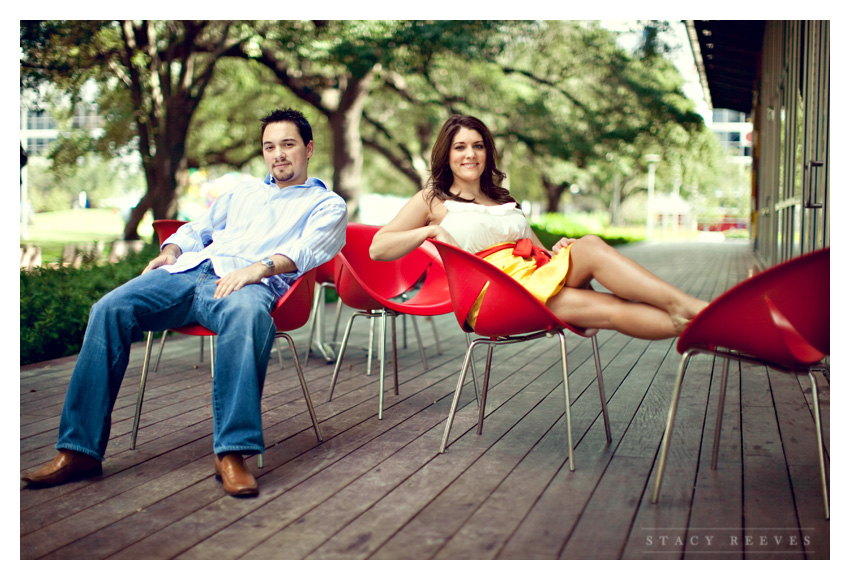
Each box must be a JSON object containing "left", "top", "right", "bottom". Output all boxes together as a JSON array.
[{"left": 20, "top": 241, "right": 830, "bottom": 560}]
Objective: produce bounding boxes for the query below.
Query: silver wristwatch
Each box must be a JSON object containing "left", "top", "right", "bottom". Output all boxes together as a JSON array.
[{"left": 260, "top": 257, "right": 274, "bottom": 272}]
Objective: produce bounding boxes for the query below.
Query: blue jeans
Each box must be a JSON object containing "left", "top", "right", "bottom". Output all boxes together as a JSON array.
[{"left": 56, "top": 260, "right": 277, "bottom": 460}]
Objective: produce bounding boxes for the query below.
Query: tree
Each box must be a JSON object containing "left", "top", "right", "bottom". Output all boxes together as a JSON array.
[
  {"left": 225, "top": 20, "right": 510, "bottom": 213},
  {"left": 490, "top": 22, "right": 707, "bottom": 214},
  {"left": 21, "top": 20, "right": 245, "bottom": 239}
]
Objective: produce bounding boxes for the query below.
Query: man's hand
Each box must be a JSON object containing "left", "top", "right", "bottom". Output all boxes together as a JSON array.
[
  {"left": 142, "top": 254, "right": 177, "bottom": 274},
  {"left": 214, "top": 264, "right": 266, "bottom": 299},
  {"left": 552, "top": 237, "right": 578, "bottom": 254},
  {"left": 143, "top": 243, "right": 182, "bottom": 274}
]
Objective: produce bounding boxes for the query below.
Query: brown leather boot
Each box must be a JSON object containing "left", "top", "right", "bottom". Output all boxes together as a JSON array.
[
  {"left": 22, "top": 450, "right": 102, "bottom": 488},
  {"left": 214, "top": 453, "right": 258, "bottom": 497}
]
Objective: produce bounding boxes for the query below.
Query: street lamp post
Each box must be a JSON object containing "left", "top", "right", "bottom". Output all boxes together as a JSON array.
[{"left": 644, "top": 154, "right": 661, "bottom": 239}]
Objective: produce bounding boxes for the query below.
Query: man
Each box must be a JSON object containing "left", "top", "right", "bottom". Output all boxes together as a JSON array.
[{"left": 22, "top": 108, "right": 347, "bottom": 497}]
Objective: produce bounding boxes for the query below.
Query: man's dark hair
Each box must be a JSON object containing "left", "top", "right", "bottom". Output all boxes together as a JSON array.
[{"left": 260, "top": 108, "right": 313, "bottom": 146}]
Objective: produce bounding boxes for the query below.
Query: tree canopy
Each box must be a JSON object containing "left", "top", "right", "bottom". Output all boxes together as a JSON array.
[{"left": 21, "top": 20, "right": 734, "bottom": 238}]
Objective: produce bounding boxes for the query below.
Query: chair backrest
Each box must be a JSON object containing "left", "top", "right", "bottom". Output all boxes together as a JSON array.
[
  {"left": 333, "top": 223, "right": 434, "bottom": 311},
  {"left": 152, "top": 219, "right": 188, "bottom": 245},
  {"left": 316, "top": 258, "right": 336, "bottom": 285},
  {"left": 271, "top": 269, "right": 317, "bottom": 332},
  {"left": 679, "top": 247, "right": 829, "bottom": 368},
  {"left": 430, "top": 239, "right": 593, "bottom": 338}
]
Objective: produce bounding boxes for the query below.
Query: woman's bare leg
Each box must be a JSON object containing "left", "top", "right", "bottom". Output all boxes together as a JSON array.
[
  {"left": 561, "top": 235, "right": 707, "bottom": 331},
  {"left": 547, "top": 286, "right": 679, "bottom": 339}
]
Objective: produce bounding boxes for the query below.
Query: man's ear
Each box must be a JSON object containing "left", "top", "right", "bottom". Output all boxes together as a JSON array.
[{"left": 306, "top": 140, "right": 314, "bottom": 159}]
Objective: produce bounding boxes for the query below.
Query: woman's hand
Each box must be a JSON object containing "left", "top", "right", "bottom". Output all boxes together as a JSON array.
[
  {"left": 552, "top": 237, "right": 578, "bottom": 254},
  {"left": 426, "top": 225, "right": 460, "bottom": 247}
]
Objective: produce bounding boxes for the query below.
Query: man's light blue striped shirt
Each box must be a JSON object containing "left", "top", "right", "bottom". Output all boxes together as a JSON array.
[{"left": 161, "top": 176, "right": 347, "bottom": 297}]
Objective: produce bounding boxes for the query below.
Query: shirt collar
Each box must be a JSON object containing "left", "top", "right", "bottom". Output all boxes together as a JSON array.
[{"left": 263, "top": 173, "right": 328, "bottom": 191}]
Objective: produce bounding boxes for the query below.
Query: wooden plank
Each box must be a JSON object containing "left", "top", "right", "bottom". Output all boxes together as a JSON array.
[{"left": 739, "top": 363, "right": 807, "bottom": 560}]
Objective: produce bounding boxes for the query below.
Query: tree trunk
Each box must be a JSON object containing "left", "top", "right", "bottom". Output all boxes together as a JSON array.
[
  {"left": 542, "top": 176, "right": 568, "bottom": 214},
  {"left": 122, "top": 161, "right": 180, "bottom": 240},
  {"left": 329, "top": 108, "right": 362, "bottom": 213},
  {"left": 122, "top": 128, "right": 186, "bottom": 239},
  {"left": 123, "top": 98, "right": 195, "bottom": 239},
  {"left": 327, "top": 69, "right": 375, "bottom": 216}
]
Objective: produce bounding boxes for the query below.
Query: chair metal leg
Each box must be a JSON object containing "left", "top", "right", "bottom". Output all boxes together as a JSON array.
[
  {"left": 279, "top": 332, "right": 323, "bottom": 442},
  {"left": 558, "top": 332, "right": 575, "bottom": 472},
  {"left": 367, "top": 317, "right": 375, "bottom": 376},
  {"left": 410, "top": 316, "right": 429, "bottom": 371},
  {"left": 378, "top": 310, "right": 387, "bottom": 419},
  {"left": 590, "top": 335, "right": 612, "bottom": 443},
  {"left": 710, "top": 357, "right": 731, "bottom": 470},
  {"left": 153, "top": 329, "right": 170, "bottom": 372},
  {"left": 391, "top": 312, "right": 399, "bottom": 395},
  {"left": 808, "top": 371, "right": 830, "bottom": 519},
  {"left": 306, "top": 283, "right": 337, "bottom": 365},
  {"left": 476, "top": 344, "right": 494, "bottom": 435},
  {"left": 402, "top": 312, "right": 408, "bottom": 348},
  {"left": 275, "top": 337, "right": 285, "bottom": 369},
  {"left": 305, "top": 284, "right": 322, "bottom": 365},
  {"left": 209, "top": 336, "right": 215, "bottom": 378},
  {"left": 465, "top": 333, "right": 480, "bottom": 405},
  {"left": 376, "top": 310, "right": 400, "bottom": 419},
  {"left": 440, "top": 339, "right": 479, "bottom": 453},
  {"left": 428, "top": 317, "right": 442, "bottom": 355},
  {"left": 130, "top": 331, "right": 156, "bottom": 449},
  {"left": 652, "top": 351, "right": 692, "bottom": 503},
  {"left": 327, "top": 311, "right": 364, "bottom": 402}
]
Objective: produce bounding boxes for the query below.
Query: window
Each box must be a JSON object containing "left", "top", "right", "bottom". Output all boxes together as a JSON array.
[
  {"left": 27, "top": 111, "right": 57, "bottom": 131},
  {"left": 712, "top": 108, "right": 747, "bottom": 123},
  {"left": 26, "top": 137, "right": 56, "bottom": 155},
  {"left": 72, "top": 103, "right": 102, "bottom": 130}
]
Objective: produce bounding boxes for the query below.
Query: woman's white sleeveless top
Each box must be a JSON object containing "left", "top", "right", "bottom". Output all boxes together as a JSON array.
[{"left": 438, "top": 199, "right": 533, "bottom": 254}]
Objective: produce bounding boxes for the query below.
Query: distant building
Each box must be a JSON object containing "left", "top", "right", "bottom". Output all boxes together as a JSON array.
[
  {"left": 709, "top": 108, "right": 753, "bottom": 166},
  {"left": 20, "top": 102, "right": 104, "bottom": 158}
]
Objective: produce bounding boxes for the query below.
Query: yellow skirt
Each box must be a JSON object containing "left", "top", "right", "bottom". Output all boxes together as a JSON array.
[{"left": 467, "top": 243, "right": 572, "bottom": 329}]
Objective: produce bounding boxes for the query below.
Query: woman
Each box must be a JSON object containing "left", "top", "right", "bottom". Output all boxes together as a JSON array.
[{"left": 369, "top": 115, "right": 707, "bottom": 340}]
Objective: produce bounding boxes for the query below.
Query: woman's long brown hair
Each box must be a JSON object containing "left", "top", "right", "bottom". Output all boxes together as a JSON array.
[{"left": 426, "top": 115, "right": 517, "bottom": 207}]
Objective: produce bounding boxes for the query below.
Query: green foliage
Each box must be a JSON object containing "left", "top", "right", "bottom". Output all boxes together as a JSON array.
[
  {"left": 20, "top": 244, "right": 159, "bottom": 365},
  {"left": 531, "top": 212, "right": 644, "bottom": 249},
  {"left": 23, "top": 19, "right": 736, "bottom": 232}
]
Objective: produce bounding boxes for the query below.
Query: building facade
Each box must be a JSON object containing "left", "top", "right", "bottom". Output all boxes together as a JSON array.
[{"left": 688, "top": 20, "right": 830, "bottom": 268}]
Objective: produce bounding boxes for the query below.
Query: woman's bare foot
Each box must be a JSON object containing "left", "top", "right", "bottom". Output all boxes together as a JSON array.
[
  {"left": 671, "top": 315, "right": 690, "bottom": 335},
  {"left": 670, "top": 298, "right": 709, "bottom": 335}
]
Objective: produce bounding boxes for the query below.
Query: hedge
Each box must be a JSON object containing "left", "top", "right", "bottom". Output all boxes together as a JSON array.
[{"left": 20, "top": 244, "right": 159, "bottom": 366}]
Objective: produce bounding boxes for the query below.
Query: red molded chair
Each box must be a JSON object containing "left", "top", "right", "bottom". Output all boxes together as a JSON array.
[
  {"left": 130, "top": 269, "right": 323, "bottom": 451},
  {"left": 327, "top": 223, "right": 453, "bottom": 419},
  {"left": 429, "top": 239, "right": 612, "bottom": 470},
  {"left": 651, "top": 247, "right": 829, "bottom": 518}
]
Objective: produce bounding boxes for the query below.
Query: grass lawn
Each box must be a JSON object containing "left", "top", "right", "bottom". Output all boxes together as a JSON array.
[{"left": 21, "top": 209, "right": 154, "bottom": 263}]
